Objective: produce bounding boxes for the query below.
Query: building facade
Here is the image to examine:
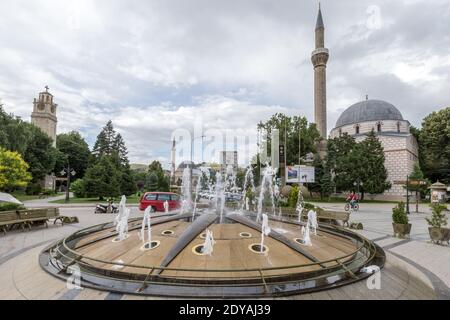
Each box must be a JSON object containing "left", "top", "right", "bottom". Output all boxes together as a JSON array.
[
  {"left": 31, "top": 86, "right": 57, "bottom": 147},
  {"left": 330, "top": 99, "right": 419, "bottom": 200}
]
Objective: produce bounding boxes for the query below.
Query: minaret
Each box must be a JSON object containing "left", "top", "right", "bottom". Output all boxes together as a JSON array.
[
  {"left": 170, "top": 138, "right": 176, "bottom": 184},
  {"left": 31, "top": 86, "right": 58, "bottom": 147},
  {"left": 311, "top": 4, "right": 329, "bottom": 147}
]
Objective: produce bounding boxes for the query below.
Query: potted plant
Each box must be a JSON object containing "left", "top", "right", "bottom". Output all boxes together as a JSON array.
[
  {"left": 392, "top": 202, "right": 411, "bottom": 238},
  {"left": 426, "top": 204, "right": 449, "bottom": 245}
]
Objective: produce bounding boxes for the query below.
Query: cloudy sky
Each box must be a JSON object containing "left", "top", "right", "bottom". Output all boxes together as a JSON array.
[{"left": 0, "top": 0, "right": 449, "bottom": 167}]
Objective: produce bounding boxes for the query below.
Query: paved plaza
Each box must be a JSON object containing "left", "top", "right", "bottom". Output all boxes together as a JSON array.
[{"left": 0, "top": 196, "right": 448, "bottom": 300}]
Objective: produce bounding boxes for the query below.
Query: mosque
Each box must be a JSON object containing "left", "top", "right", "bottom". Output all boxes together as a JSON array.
[{"left": 312, "top": 6, "right": 419, "bottom": 200}]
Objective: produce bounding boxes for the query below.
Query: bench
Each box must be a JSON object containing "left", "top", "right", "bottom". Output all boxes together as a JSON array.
[{"left": 0, "top": 208, "right": 78, "bottom": 235}]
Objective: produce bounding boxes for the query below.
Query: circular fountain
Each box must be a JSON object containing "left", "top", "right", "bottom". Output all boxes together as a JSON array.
[{"left": 39, "top": 166, "right": 385, "bottom": 298}]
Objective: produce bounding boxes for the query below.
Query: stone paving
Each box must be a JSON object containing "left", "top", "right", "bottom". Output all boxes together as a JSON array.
[
  {"left": 0, "top": 199, "right": 449, "bottom": 299},
  {"left": 313, "top": 201, "right": 450, "bottom": 294}
]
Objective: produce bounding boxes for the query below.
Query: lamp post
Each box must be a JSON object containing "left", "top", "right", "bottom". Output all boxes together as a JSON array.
[
  {"left": 406, "top": 175, "right": 410, "bottom": 215},
  {"left": 353, "top": 179, "right": 363, "bottom": 197},
  {"left": 61, "top": 165, "right": 76, "bottom": 203}
]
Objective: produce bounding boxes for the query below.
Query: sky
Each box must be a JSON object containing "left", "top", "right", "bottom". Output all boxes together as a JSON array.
[{"left": 0, "top": 0, "right": 449, "bottom": 168}]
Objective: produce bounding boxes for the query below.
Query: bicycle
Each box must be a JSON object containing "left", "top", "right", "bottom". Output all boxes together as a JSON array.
[{"left": 344, "top": 201, "right": 359, "bottom": 212}]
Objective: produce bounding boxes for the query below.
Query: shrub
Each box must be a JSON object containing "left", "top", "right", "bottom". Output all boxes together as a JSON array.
[
  {"left": 71, "top": 179, "right": 86, "bottom": 198},
  {"left": 426, "top": 203, "right": 448, "bottom": 228},
  {"left": 0, "top": 203, "right": 25, "bottom": 212},
  {"left": 25, "top": 182, "right": 42, "bottom": 195},
  {"left": 392, "top": 202, "right": 409, "bottom": 225},
  {"left": 288, "top": 185, "right": 299, "bottom": 208}
]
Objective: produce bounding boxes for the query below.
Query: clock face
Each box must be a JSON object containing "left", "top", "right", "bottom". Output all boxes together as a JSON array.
[{"left": 37, "top": 103, "right": 45, "bottom": 111}]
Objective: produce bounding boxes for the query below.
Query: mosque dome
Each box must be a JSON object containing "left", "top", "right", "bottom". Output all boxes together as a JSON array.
[{"left": 335, "top": 99, "right": 404, "bottom": 128}]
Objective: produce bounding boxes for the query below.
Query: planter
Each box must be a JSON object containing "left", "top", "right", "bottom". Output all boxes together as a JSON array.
[
  {"left": 428, "top": 227, "right": 450, "bottom": 245},
  {"left": 392, "top": 223, "right": 412, "bottom": 238}
]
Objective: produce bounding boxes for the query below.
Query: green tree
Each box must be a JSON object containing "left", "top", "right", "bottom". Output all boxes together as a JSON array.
[
  {"left": 55, "top": 131, "right": 91, "bottom": 180},
  {"left": 307, "top": 155, "right": 326, "bottom": 199},
  {"left": 120, "top": 166, "right": 137, "bottom": 196},
  {"left": 417, "top": 107, "right": 450, "bottom": 184},
  {"left": 23, "top": 126, "right": 57, "bottom": 182},
  {"left": 146, "top": 160, "right": 169, "bottom": 191},
  {"left": 405, "top": 162, "right": 428, "bottom": 212},
  {"left": 70, "top": 178, "right": 86, "bottom": 198},
  {"left": 257, "top": 113, "right": 321, "bottom": 167},
  {"left": 0, "top": 106, "right": 56, "bottom": 183},
  {"left": 83, "top": 156, "right": 121, "bottom": 200},
  {"left": 0, "top": 148, "right": 32, "bottom": 192},
  {"left": 325, "top": 131, "right": 391, "bottom": 200},
  {"left": 358, "top": 130, "right": 391, "bottom": 199}
]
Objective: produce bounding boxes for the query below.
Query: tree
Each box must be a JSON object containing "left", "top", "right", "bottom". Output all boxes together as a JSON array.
[
  {"left": 325, "top": 131, "right": 391, "bottom": 200},
  {"left": 405, "top": 162, "right": 428, "bottom": 213},
  {"left": 23, "top": 126, "right": 57, "bottom": 182},
  {"left": 92, "top": 120, "right": 116, "bottom": 158},
  {"left": 358, "top": 130, "right": 391, "bottom": 199},
  {"left": 0, "top": 148, "right": 32, "bottom": 192},
  {"left": 146, "top": 160, "right": 170, "bottom": 192},
  {"left": 0, "top": 106, "right": 56, "bottom": 182},
  {"left": 55, "top": 131, "right": 91, "bottom": 180},
  {"left": 257, "top": 113, "right": 321, "bottom": 167},
  {"left": 417, "top": 107, "right": 450, "bottom": 184},
  {"left": 307, "top": 155, "right": 326, "bottom": 199},
  {"left": 83, "top": 156, "right": 121, "bottom": 200},
  {"left": 120, "top": 166, "right": 137, "bottom": 196}
]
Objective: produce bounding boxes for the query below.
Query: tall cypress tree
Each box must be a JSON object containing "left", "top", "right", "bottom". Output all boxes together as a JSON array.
[{"left": 358, "top": 130, "right": 391, "bottom": 199}]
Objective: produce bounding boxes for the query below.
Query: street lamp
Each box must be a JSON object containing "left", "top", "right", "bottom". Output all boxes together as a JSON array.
[
  {"left": 353, "top": 179, "right": 363, "bottom": 196},
  {"left": 406, "top": 174, "right": 410, "bottom": 215},
  {"left": 61, "top": 165, "right": 76, "bottom": 203}
]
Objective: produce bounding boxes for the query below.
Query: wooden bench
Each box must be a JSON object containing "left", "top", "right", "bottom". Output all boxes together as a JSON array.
[{"left": 0, "top": 208, "right": 78, "bottom": 235}]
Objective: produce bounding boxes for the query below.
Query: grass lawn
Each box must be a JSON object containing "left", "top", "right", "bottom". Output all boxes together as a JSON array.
[
  {"left": 304, "top": 197, "right": 399, "bottom": 204},
  {"left": 50, "top": 194, "right": 141, "bottom": 204},
  {"left": 11, "top": 191, "right": 42, "bottom": 201}
]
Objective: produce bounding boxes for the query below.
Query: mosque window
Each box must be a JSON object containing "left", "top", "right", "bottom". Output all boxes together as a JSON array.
[
  {"left": 355, "top": 125, "right": 360, "bottom": 134},
  {"left": 397, "top": 122, "right": 401, "bottom": 133}
]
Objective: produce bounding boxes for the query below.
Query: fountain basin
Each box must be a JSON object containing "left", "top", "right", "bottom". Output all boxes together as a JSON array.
[{"left": 40, "top": 212, "right": 384, "bottom": 298}]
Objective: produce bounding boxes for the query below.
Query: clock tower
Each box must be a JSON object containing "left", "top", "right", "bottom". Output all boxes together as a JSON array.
[{"left": 31, "top": 86, "right": 58, "bottom": 147}]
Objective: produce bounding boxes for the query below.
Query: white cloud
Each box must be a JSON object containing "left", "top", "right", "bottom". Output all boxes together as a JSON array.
[{"left": 1, "top": 0, "right": 449, "bottom": 166}]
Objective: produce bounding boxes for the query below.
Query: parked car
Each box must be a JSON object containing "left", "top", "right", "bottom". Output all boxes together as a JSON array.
[{"left": 139, "top": 192, "right": 181, "bottom": 212}]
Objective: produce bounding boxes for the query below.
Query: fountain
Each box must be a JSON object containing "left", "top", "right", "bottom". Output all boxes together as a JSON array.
[
  {"left": 256, "top": 165, "right": 277, "bottom": 222},
  {"left": 201, "top": 229, "right": 216, "bottom": 256},
  {"left": 41, "top": 155, "right": 385, "bottom": 298},
  {"left": 308, "top": 209, "right": 318, "bottom": 236},
  {"left": 180, "top": 168, "right": 192, "bottom": 215},
  {"left": 113, "top": 195, "right": 130, "bottom": 242},
  {"left": 241, "top": 166, "right": 256, "bottom": 212},
  {"left": 260, "top": 213, "right": 271, "bottom": 253},
  {"left": 163, "top": 200, "right": 169, "bottom": 214},
  {"left": 138, "top": 206, "right": 150, "bottom": 247},
  {"left": 214, "top": 172, "right": 226, "bottom": 223}
]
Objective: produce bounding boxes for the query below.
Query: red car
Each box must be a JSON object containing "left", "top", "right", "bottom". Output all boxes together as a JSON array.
[{"left": 139, "top": 192, "right": 181, "bottom": 212}]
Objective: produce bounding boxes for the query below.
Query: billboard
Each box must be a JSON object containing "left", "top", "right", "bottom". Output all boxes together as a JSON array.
[{"left": 286, "top": 165, "right": 315, "bottom": 183}]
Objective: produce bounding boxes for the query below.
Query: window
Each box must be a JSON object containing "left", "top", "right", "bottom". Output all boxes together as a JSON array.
[
  {"left": 338, "top": 128, "right": 342, "bottom": 137},
  {"left": 145, "top": 194, "right": 157, "bottom": 201},
  {"left": 397, "top": 122, "right": 401, "bottom": 133},
  {"left": 170, "top": 194, "right": 179, "bottom": 201},
  {"left": 355, "top": 125, "right": 360, "bottom": 134},
  {"left": 377, "top": 123, "right": 381, "bottom": 132},
  {"left": 157, "top": 194, "right": 171, "bottom": 201}
]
